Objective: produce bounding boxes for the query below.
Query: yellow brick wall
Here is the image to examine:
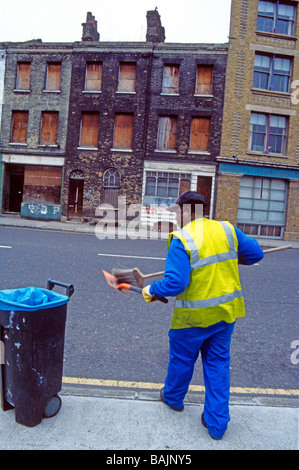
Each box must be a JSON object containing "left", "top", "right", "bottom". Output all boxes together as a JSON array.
[
  {"left": 284, "top": 180, "right": 299, "bottom": 241},
  {"left": 215, "top": 173, "right": 242, "bottom": 225},
  {"left": 217, "top": 0, "right": 299, "bottom": 241}
]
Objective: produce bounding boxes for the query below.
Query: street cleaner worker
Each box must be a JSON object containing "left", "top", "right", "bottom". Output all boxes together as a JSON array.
[{"left": 142, "top": 191, "right": 264, "bottom": 440}]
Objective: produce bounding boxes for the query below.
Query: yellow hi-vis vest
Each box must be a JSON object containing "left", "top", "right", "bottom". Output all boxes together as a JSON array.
[{"left": 167, "top": 218, "right": 245, "bottom": 329}]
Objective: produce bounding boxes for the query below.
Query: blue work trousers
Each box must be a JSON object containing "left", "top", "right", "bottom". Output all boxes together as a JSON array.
[{"left": 163, "top": 321, "right": 235, "bottom": 439}]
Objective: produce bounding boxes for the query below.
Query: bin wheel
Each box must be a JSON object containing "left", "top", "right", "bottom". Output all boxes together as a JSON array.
[{"left": 43, "top": 394, "right": 62, "bottom": 418}]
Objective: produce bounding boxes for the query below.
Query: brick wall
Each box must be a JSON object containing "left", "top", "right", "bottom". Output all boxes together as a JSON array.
[
  {"left": 215, "top": 172, "right": 242, "bottom": 224},
  {"left": 284, "top": 180, "right": 299, "bottom": 241}
]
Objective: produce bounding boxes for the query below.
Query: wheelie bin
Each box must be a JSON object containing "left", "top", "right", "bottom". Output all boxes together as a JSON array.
[{"left": 0, "top": 280, "right": 74, "bottom": 427}]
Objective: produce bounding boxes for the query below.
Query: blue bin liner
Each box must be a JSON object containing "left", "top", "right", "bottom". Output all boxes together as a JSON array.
[{"left": 0, "top": 287, "right": 69, "bottom": 312}]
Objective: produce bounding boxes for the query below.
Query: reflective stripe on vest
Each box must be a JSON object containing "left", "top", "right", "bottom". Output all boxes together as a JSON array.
[
  {"left": 173, "top": 222, "right": 237, "bottom": 271},
  {"left": 175, "top": 289, "right": 243, "bottom": 310}
]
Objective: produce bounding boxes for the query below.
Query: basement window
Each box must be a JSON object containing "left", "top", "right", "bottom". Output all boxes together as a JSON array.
[
  {"left": 189, "top": 117, "right": 211, "bottom": 152},
  {"left": 117, "top": 63, "right": 136, "bottom": 93},
  {"left": 45, "top": 63, "right": 61, "bottom": 91},
  {"left": 195, "top": 65, "right": 213, "bottom": 95},
  {"left": 79, "top": 112, "right": 100, "bottom": 148},
  {"left": 84, "top": 62, "right": 102, "bottom": 92},
  {"left": 40, "top": 112, "right": 59, "bottom": 145},
  {"left": 156, "top": 116, "right": 177, "bottom": 151},
  {"left": 15, "top": 62, "right": 31, "bottom": 91},
  {"left": 11, "top": 111, "right": 29, "bottom": 144},
  {"left": 113, "top": 113, "right": 134, "bottom": 149}
]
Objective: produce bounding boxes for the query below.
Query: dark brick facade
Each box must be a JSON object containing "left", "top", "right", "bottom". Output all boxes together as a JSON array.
[{"left": 0, "top": 10, "right": 228, "bottom": 225}]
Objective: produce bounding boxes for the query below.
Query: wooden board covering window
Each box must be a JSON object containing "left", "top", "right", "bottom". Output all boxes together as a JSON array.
[
  {"left": 162, "top": 65, "right": 179, "bottom": 94},
  {"left": 157, "top": 116, "right": 177, "bottom": 150},
  {"left": 46, "top": 63, "right": 61, "bottom": 90},
  {"left": 85, "top": 62, "right": 102, "bottom": 91},
  {"left": 11, "top": 111, "right": 29, "bottom": 143},
  {"left": 16, "top": 62, "right": 31, "bottom": 90},
  {"left": 113, "top": 113, "right": 134, "bottom": 148},
  {"left": 190, "top": 117, "right": 211, "bottom": 151},
  {"left": 179, "top": 178, "right": 191, "bottom": 195},
  {"left": 41, "top": 112, "right": 59, "bottom": 144},
  {"left": 195, "top": 66, "right": 213, "bottom": 95},
  {"left": 118, "top": 63, "right": 136, "bottom": 92},
  {"left": 24, "top": 165, "right": 62, "bottom": 186},
  {"left": 80, "top": 112, "right": 99, "bottom": 147}
]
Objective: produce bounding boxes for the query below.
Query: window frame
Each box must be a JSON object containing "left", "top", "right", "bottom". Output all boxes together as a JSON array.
[
  {"left": 84, "top": 61, "right": 102, "bottom": 92},
  {"left": 195, "top": 65, "right": 213, "bottom": 96},
  {"left": 79, "top": 112, "right": 100, "bottom": 149},
  {"left": 144, "top": 171, "right": 191, "bottom": 202},
  {"left": 117, "top": 62, "right": 136, "bottom": 93},
  {"left": 249, "top": 112, "right": 288, "bottom": 155},
  {"left": 257, "top": 0, "right": 296, "bottom": 36},
  {"left": 40, "top": 111, "right": 59, "bottom": 145},
  {"left": 15, "top": 62, "right": 31, "bottom": 91},
  {"left": 189, "top": 116, "right": 211, "bottom": 152},
  {"left": 156, "top": 116, "right": 178, "bottom": 151},
  {"left": 45, "top": 62, "right": 62, "bottom": 92},
  {"left": 237, "top": 175, "right": 287, "bottom": 238},
  {"left": 11, "top": 110, "right": 29, "bottom": 144},
  {"left": 161, "top": 64, "right": 180, "bottom": 94},
  {"left": 113, "top": 113, "right": 134, "bottom": 149},
  {"left": 253, "top": 53, "right": 292, "bottom": 93}
]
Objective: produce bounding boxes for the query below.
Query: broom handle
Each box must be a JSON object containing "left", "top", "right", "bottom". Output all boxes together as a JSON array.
[
  {"left": 140, "top": 246, "right": 291, "bottom": 282},
  {"left": 142, "top": 271, "right": 164, "bottom": 279},
  {"left": 263, "top": 245, "right": 291, "bottom": 254}
]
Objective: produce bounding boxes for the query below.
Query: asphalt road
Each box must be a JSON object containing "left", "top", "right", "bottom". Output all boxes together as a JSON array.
[{"left": 0, "top": 226, "right": 298, "bottom": 392}]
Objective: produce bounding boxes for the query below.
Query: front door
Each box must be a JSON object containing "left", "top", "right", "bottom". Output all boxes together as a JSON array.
[
  {"left": 68, "top": 171, "right": 84, "bottom": 218},
  {"left": 197, "top": 176, "right": 212, "bottom": 215}
]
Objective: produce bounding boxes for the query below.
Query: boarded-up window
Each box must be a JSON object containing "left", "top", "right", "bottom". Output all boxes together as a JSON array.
[
  {"left": 195, "top": 65, "right": 213, "bottom": 95},
  {"left": 157, "top": 116, "right": 177, "bottom": 150},
  {"left": 46, "top": 63, "right": 61, "bottom": 90},
  {"left": 40, "top": 112, "right": 59, "bottom": 145},
  {"left": 24, "top": 165, "right": 62, "bottom": 186},
  {"left": 23, "top": 165, "right": 62, "bottom": 205},
  {"left": 79, "top": 112, "right": 99, "bottom": 148},
  {"left": 16, "top": 62, "right": 31, "bottom": 90},
  {"left": 162, "top": 65, "right": 179, "bottom": 94},
  {"left": 118, "top": 63, "right": 136, "bottom": 92},
  {"left": 85, "top": 62, "right": 102, "bottom": 91},
  {"left": 113, "top": 113, "right": 134, "bottom": 149},
  {"left": 11, "top": 111, "right": 29, "bottom": 143},
  {"left": 179, "top": 178, "right": 191, "bottom": 195},
  {"left": 190, "top": 117, "right": 211, "bottom": 151}
]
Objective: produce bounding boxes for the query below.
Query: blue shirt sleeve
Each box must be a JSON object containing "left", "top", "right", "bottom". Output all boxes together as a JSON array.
[
  {"left": 234, "top": 226, "right": 264, "bottom": 265},
  {"left": 149, "top": 238, "right": 191, "bottom": 298}
]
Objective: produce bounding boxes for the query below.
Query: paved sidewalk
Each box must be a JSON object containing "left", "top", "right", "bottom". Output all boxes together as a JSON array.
[{"left": 0, "top": 387, "right": 298, "bottom": 450}]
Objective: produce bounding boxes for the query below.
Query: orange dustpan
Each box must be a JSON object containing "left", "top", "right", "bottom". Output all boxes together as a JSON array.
[{"left": 102, "top": 270, "right": 168, "bottom": 304}]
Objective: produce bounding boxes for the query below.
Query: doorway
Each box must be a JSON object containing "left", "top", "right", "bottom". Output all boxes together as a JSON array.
[
  {"left": 197, "top": 176, "right": 212, "bottom": 215},
  {"left": 3, "top": 164, "right": 25, "bottom": 213},
  {"left": 68, "top": 170, "right": 84, "bottom": 218}
]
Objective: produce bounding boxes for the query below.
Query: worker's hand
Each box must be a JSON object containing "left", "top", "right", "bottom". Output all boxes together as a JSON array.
[{"left": 142, "top": 285, "right": 157, "bottom": 303}]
